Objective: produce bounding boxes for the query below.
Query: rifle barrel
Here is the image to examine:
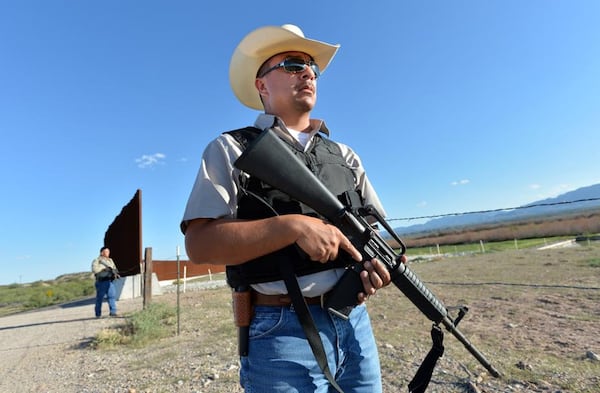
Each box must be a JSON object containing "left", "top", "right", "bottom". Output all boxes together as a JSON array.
[
  {"left": 234, "top": 129, "right": 501, "bottom": 378},
  {"left": 442, "top": 317, "right": 501, "bottom": 377}
]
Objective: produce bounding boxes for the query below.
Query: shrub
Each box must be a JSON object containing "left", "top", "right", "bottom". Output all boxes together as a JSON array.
[{"left": 93, "top": 302, "right": 177, "bottom": 349}]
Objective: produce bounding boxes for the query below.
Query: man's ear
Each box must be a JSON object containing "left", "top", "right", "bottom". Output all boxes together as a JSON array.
[{"left": 255, "top": 78, "right": 268, "bottom": 98}]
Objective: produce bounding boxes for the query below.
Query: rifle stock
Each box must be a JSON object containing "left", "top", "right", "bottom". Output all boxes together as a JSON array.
[{"left": 234, "top": 130, "right": 500, "bottom": 378}]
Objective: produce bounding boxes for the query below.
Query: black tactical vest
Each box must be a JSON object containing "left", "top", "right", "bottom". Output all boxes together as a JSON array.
[{"left": 224, "top": 127, "right": 362, "bottom": 288}]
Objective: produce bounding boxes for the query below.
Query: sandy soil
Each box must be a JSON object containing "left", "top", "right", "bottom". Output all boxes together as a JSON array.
[
  {"left": 0, "top": 297, "right": 143, "bottom": 392},
  {"left": 1, "top": 244, "right": 599, "bottom": 392}
]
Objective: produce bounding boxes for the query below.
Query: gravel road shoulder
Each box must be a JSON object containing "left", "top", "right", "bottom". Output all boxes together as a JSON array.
[{"left": 0, "top": 297, "right": 143, "bottom": 392}]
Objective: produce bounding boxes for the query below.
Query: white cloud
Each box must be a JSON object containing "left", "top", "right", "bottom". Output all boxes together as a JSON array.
[
  {"left": 135, "top": 153, "right": 166, "bottom": 168},
  {"left": 529, "top": 184, "right": 541, "bottom": 190},
  {"left": 451, "top": 179, "right": 470, "bottom": 186},
  {"left": 417, "top": 201, "right": 427, "bottom": 208}
]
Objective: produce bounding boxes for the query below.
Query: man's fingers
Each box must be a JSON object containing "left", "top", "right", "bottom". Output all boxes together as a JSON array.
[
  {"left": 372, "top": 258, "right": 391, "bottom": 285},
  {"left": 364, "top": 259, "right": 391, "bottom": 287},
  {"left": 360, "top": 269, "right": 376, "bottom": 296},
  {"left": 341, "top": 240, "right": 362, "bottom": 262},
  {"left": 357, "top": 292, "right": 369, "bottom": 304}
]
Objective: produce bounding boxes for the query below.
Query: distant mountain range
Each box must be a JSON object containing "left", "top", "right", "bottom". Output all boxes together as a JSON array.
[{"left": 393, "top": 183, "right": 600, "bottom": 236}]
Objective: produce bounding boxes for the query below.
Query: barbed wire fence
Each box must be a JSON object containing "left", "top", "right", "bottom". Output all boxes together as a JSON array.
[
  {"left": 382, "top": 197, "right": 600, "bottom": 291},
  {"left": 157, "top": 198, "right": 600, "bottom": 293},
  {"left": 158, "top": 197, "right": 600, "bottom": 261},
  {"left": 376, "top": 196, "right": 600, "bottom": 266}
]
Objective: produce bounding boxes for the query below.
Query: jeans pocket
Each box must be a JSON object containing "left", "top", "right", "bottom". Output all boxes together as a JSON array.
[{"left": 249, "top": 306, "right": 285, "bottom": 339}]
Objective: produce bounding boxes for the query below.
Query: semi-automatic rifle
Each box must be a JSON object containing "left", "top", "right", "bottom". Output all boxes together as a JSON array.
[{"left": 234, "top": 130, "right": 501, "bottom": 379}]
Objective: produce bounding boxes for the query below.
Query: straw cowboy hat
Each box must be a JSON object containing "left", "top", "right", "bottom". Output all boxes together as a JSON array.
[{"left": 229, "top": 24, "right": 340, "bottom": 110}]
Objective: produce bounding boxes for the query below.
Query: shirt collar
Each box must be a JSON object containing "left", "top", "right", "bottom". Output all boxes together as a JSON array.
[{"left": 254, "top": 113, "right": 331, "bottom": 136}]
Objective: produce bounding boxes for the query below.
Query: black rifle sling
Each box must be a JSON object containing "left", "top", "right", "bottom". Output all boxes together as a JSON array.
[
  {"left": 408, "top": 324, "right": 445, "bottom": 393},
  {"left": 229, "top": 126, "right": 343, "bottom": 392},
  {"left": 279, "top": 253, "right": 344, "bottom": 393},
  {"left": 99, "top": 260, "right": 111, "bottom": 269}
]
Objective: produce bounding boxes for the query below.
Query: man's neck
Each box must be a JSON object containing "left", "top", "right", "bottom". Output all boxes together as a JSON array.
[{"left": 273, "top": 111, "right": 312, "bottom": 132}]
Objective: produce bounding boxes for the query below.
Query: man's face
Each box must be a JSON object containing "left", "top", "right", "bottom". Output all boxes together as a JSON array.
[
  {"left": 101, "top": 248, "right": 110, "bottom": 257},
  {"left": 256, "top": 51, "right": 318, "bottom": 114}
]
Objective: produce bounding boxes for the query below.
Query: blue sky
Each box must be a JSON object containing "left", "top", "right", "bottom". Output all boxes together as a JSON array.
[{"left": 1, "top": 1, "right": 599, "bottom": 285}]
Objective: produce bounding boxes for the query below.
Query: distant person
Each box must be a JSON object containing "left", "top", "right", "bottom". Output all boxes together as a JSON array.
[{"left": 91, "top": 246, "right": 120, "bottom": 318}]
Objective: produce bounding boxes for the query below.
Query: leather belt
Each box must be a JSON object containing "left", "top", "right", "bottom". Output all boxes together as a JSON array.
[{"left": 252, "top": 291, "right": 328, "bottom": 307}]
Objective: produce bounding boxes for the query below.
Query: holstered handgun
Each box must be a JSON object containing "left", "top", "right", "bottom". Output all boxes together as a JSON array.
[{"left": 232, "top": 287, "right": 253, "bottom": 356}]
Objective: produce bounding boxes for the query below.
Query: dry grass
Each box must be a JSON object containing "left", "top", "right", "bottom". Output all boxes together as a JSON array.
[
  {"left": 90, "top": 243, "right": 600, "bottom": 392},
  {"left": 370, "top": 245, "right": 600, "bottom": 392}
]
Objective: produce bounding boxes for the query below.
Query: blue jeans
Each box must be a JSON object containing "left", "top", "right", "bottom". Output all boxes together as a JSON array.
[
  {"left": 240, "top": 304, "right": 382, "bottom": 393},
  {"left": 95, "top": 280, "right": 117, "bottom": 317}
]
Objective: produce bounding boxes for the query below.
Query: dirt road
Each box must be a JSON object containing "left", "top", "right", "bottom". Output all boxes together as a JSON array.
[{"left": 0, "top": 297, "right": 143, "bottom": 392}]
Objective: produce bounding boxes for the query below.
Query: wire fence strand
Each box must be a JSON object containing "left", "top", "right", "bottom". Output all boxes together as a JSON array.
[{"left": 386, "top": 197, "right": 600, "bottom": 222}]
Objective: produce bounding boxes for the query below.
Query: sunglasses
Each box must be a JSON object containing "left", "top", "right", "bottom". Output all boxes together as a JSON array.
[{"left": 258, "top": 57, "right": 321, "bottom": 79}]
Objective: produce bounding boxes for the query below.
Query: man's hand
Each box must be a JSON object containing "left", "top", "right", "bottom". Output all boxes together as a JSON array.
[
  {"left": 357, "top": 255, "right": 407, "bottom": 303},
  {"left": 293, "top": 215, "right": 362, "bottom": 263},
  {"left": 357, "top": 258, "right": 390, "bottom": 303}
]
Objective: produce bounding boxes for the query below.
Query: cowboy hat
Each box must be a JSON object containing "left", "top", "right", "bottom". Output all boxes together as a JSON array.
[{"left": 229, "top": 24, "right": 340, "bottom": 110}]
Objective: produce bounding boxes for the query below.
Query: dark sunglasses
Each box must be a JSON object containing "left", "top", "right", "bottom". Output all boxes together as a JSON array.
[{"left": 258, "top": 57, "right": 321, "bottom": 79}]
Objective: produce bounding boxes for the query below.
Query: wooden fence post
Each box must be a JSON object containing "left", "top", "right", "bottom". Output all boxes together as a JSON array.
[{"left": 143, "top": 247, "right": 153, "bottom": 309}]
